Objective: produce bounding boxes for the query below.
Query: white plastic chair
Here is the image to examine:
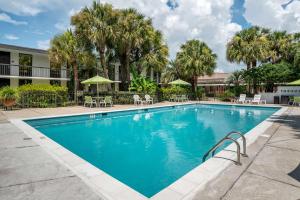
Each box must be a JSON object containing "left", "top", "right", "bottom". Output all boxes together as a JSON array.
[
  {"left": 145, "top": 94, "right": 153, "bottom": 104},
  {"left": 251, "top": 94, "right": 266, "bottom": 104},
  {"left": 133, "top": 95, "right": 143, "bottom": 105},
  {"left": 237, "top": 94, "right": 246, "bottom": 104}
]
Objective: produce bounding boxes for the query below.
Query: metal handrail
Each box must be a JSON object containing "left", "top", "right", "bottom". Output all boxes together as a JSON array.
[
  {"left": 226, "top": 131, "right": 247, "bottom": 157},
  {"left": 202, "top": 131, "right": 248, "bottom": 165}
]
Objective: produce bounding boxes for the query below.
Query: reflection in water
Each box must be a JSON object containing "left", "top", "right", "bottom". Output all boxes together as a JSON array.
[
  {"left": 133, "top": 114, "right": 141, "bottom": 121},
  {"left": 239, "top": 109, "right": 246, "bottom": 116},
  {"left": 145, "top": 113, "right": 153, "bottom": 120}
]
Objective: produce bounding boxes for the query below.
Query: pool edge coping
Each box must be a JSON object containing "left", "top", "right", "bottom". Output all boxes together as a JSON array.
[{"left": 9, "top": 103, "right": 287, "bottom": 200}]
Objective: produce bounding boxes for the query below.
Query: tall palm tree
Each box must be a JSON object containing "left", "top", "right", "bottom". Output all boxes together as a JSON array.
[
  {"left": 161, "top": 60, "right": 180, "bottom": 83},
  {"left": 226, "top": 26, "right": 270, "bottom": 70},
  {"left": 176, "top": 39, "right": 217, "bottom": 92},
  {"left": 114, "top": 8, "right": 148, "bottom": 90},
  {"left": 49, "top": 30, "right": 93, "bottom": 102},
  {"left": 71, "top": 2, "right": 116, "bottom": 80},
  {"left": 137, "top": 30, "right": 169, "bottom": 80},
  {"left": 227, "top": 70, "right": 244, "bottom": 87},
  {"left": 267, "top": 31, "right": 293, "bottom": 63}
]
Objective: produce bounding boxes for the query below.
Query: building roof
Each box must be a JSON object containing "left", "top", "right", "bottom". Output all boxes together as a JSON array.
[
  {"left": 0, "top": 43, "right": 48, "bottom": 55},
  {"left": 197, "top": 72, "right": 231, "bottom": 84}
]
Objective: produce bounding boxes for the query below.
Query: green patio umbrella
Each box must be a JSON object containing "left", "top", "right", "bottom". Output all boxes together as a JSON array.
[
  {"left": 287, "top": 79, "right": 300, "bottom": 86},
  {"left": 81, "top": 75, "right": 114, "bottom": 97},
  {"left": 169, "top": 79, "right": 191, "bottom": 86}
]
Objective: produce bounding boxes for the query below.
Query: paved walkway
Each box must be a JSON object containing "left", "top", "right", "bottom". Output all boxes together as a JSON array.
[
  {"left": 193, "top": 107, "right": 300, "bottom": 200},
  {"left": 0, "top": 104, "right": 299, "bottom": 200}
]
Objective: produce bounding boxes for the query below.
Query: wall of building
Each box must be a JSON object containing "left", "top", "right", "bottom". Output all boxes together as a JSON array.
[
  {"left": 10, "top": 78, "right": 18, "bottom": 88},
  {"left": 32, "top": 54, "right": 50, "bottom": 68},
  {"left": 260, "top": 86, "right": 300, "bottom": 103},
  {"left": 32, "top": 79, "right": 50, "bottom": 85}
]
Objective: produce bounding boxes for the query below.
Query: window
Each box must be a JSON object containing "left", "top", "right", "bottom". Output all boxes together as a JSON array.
[
  {"left": 0, "top": 78, "right": 10, "bottom": 88},
  {"left": 19, "top": 79, "right": 32, "bottom": 86},
  {"left": 50, "top": 80, "right": 61, "bottom": 86},
  {"left": 19, "top": 53, "right": 32, "bottom": 77}
]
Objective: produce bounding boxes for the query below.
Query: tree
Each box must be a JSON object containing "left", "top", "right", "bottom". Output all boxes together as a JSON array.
[
  {"left": 71, "top": 2, "right": 116, "bottom": 80},
  {"left": 161, "top": 60, "right": 181, "bottom": 83},
  {"left": 114, "top": 8, "right": 148, "bottom": 90},
  {"left": 135, "top": 30, "right": 169, "bottom": 78},
  {"left": 49, "top": 30, "right": 94, "bottom": 102},
  {"left": 258, "top": 62, "right": 293, "bottom": 92},
  {"left": 226, "top": 26, "right": 270, "bottom": 70},
  {"left": 267, "top": 31, "right": 293, "bottom": 63},
  {"left": 175, "top": 39, "right": 217, "bottom": 92}
]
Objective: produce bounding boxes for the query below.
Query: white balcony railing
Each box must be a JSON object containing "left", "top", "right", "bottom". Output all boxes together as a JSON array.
[{"left": 0, "top": 64, "right": 69, "bottom": 79}]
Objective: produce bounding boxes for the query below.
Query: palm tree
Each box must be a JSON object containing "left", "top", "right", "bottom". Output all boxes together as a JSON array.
[
  {"left": 226, "top": 26, "right": 270, "bottom": 70},
  {"left": 175, "top": 39, "right": 217, "bottom": 92},
  {"left": 227, "top": 70, "right": 244, "bottom": 87},
  {"left": 267, "top": 31, "right": 293, "bottom": 63},
  {"left": 114, "top": 8, "right": 150, "bottom": 90},
  {"left": 161, "top": 60, "right": 180, "bottom": 83},
  {"left": 49, "top": 30, "right": 93, "bottom": 102},
  {"left": 136, "top": 30, "right": 169, "bottom": 81},
  {"left": 71, "top": 2, "right": 116, "bottom": 80}
]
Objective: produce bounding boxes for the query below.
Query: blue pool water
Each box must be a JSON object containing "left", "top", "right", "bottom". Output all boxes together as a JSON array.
[{"left": 25, "top": 104, "right": 279, "bottom": 197}]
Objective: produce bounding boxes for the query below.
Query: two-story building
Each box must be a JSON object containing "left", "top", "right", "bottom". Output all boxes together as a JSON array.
[{"left": 0, "top": 43, "right": 69, "bottom": 88}]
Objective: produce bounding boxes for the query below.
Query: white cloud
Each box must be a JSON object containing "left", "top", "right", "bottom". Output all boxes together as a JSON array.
[
  {"left": 0, "top": 13, "right": 27, "bottom": 25},
  {"left": 37, "top": 39, "right": 50, "bottom": 50},
  {"left": 4, "top": 34, "right": 19, "bottom": 40},
  {"left": 0, "top": 0, "right": 242, "bottom": 72},
  {"left": 100, "top": 0, "right": 242, "bottom": 72},
  {"left": 244, "top": 0, "right": 300, "bottom": 32}
]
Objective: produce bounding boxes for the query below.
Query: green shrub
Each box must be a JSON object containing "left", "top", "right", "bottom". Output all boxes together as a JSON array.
[
  {"left": 217, "top": 90, "right": 235, "bottom": 102},
  {"left": 18, "top": 84, "right": 68, "bottom": 107},
  {"left": 129, "top": 75, "right": 158, "bottom": 94},
  {"left": 161, "top": 86, "right": 189, "bottom": 100},
  {"left": 196, "top": 86, "right": 205, "bottom": 100},
  {"left": 0, "top": 86, "right": 18, "bottom": 100}
]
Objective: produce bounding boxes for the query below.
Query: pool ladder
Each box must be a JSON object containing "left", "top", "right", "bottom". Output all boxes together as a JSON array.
[{"left": 202, "top": 131, "right": 248, "bottom": 165}]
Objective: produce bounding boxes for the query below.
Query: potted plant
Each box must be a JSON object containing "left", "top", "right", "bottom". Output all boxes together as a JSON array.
[{"left": 0, "top": 86, "right": 18, "bottom": 110}]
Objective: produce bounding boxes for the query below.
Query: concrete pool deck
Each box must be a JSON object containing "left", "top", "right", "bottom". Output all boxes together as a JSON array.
[{"left": 0, "top": 102, "right": 299, "bottom": 200}]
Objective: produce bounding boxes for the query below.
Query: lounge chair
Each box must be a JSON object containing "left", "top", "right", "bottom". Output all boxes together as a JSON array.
[
  {"left": 84, "top": 96, "right": 97, "bottom": 108},
  {"left": 100, "top": 96, "right": 113, "bottom": 107},
  {"left": 145, "top": 94, "right": 153, "bottom": 104},
  {"left": 251, "top": 94, "right": 266, "bottom": 104},
  {"left": 133, "top": 95, "right": 143, "bottom": 105},
  {"left": 236, "top": 94, "right": 247, "bottom": 104}
]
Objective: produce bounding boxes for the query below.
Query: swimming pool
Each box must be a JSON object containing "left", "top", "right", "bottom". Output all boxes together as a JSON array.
[{"left": 25, "top": 104, "right": 279, "bottom": 198}]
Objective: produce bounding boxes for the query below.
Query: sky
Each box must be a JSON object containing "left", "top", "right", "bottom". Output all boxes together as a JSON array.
[{"left": 0, "top": 0, "right": 299, "bottom": 72}]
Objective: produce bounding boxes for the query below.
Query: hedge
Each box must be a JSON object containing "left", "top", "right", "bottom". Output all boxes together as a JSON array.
[
  {"left": 161, "top": 86, "right": 194, "bottom": 100},
  {"left": 18, "top": 84, "right": 68, "bottom": 107}
]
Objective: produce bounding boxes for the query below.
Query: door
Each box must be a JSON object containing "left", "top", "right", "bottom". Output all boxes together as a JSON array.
[{"left": 0, "top": 51, "right": 10, "bottom": 75}]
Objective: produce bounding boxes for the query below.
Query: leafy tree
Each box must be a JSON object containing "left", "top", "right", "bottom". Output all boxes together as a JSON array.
[
  {"left": 49, "top": 30, "right": 94, "bottom": 102},
  {"left": 226, "top": 26, "right": 270, "bottom": 70},
  {"left": 71, "top": 2, "right": 116, "bottom": 79},
  {"left": 161, "top": 60, "right": 181, "bottom": 83},
  {"left": 258, "top": 62, "right": 293, "bottom": 92},
  {"left": 129, "top": 74, "right": 158, "bottom": 94},
  {"left": 267, "top": 31, "right": 293, "bottom": 63},
  {"left": 227, "top": 70, "right": 245, "bottom": 96},
  {"left": 175, "top": 39, "right": 217, "bottom": 92}
]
